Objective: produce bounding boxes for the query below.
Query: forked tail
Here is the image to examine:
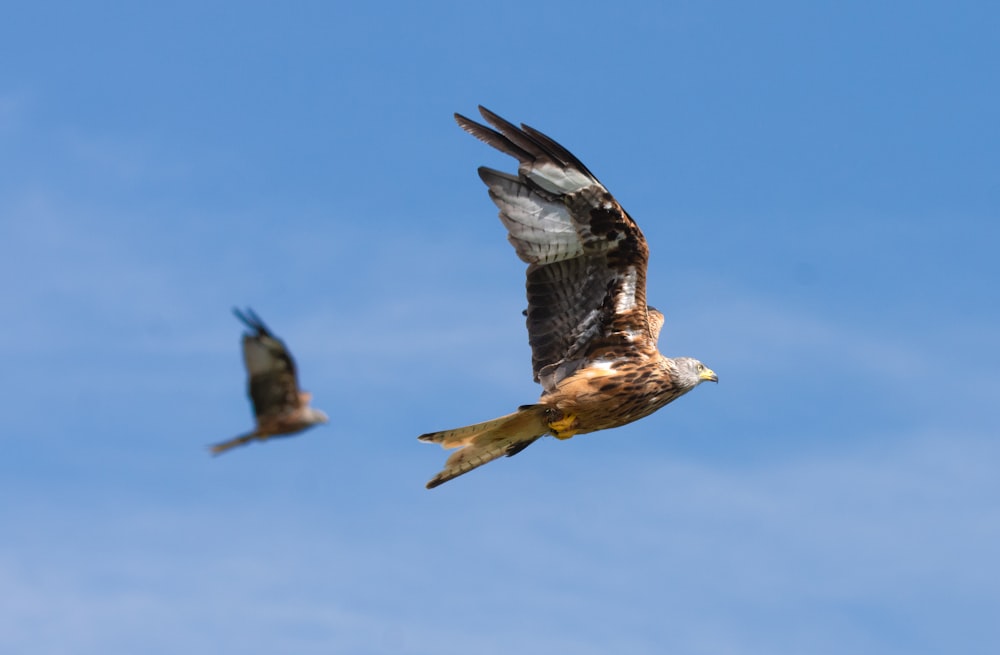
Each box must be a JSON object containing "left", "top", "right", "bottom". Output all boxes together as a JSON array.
[
  {"left": 209, "top": 431, "right": 259, "bottom": 456},
  {"left": 418, "top": 405, "right": 549, "bottom": 488}
]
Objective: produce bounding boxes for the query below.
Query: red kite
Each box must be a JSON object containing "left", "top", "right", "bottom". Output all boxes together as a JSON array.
[
  {"left": 419, "top": 108, "right": 717, "bottom": 488},
  {"left": 211, "top": 309, "right": 328, "bottom": 455}
]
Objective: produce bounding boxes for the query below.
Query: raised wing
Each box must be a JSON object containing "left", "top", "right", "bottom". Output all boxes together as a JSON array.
[
  {"left": 233, "top": 308, "right": 302, "bottom": 419},
  {"left": 456, "top": 107, "right": 659, "bottom": 391}
]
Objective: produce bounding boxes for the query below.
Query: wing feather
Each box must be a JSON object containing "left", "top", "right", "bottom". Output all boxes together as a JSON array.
[
  {"left": 478, "top": 168, "right": 583, "bottom": 264},
  {"left": 233, "top": 308, "right": 302, "bottom": 420},
  {"left": 457, "top": 108, "right": 658, "bottom": 392}
]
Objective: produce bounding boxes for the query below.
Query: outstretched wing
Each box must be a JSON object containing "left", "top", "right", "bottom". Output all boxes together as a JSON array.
[
  {"left": 233, "top": 308, "right": 303, "bottom": 420},
  {"left": 456, "top": 107, "right": 658, "bottom": 392}
]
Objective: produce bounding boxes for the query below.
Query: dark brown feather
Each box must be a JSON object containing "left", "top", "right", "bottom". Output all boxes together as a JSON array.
[
  {"left": 455, "top": 109, "right": 655, "bottom": 391},
  {"left": 233, "top": 308, "right": 302, "bottom": 419}
]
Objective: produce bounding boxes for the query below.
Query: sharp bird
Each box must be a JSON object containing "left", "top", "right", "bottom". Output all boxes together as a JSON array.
[
  {"left": 419, "top": 107, "right": 718, "bottom": 488},
  {"left": 210, "top": 308, "right": 329, "bottom": 455}
]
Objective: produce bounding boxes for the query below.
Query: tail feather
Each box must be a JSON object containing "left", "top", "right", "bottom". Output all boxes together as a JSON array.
[
  {"left": 209, "top": 431, "right": 260, "bottom": 455},
  {"left": 419, "top": 405, "right": 549, "bottom": 488}
]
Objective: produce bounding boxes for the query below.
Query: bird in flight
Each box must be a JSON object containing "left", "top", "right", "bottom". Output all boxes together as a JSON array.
[
  {"left": 211, "top": 308, "right": 329, "bottom": 455},
  {"left": 419, "top": 107, "right": 717, "bottom": 488}
]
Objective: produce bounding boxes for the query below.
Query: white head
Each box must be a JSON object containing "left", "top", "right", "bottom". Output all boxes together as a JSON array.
[
  {"left": 305, "top": 408, "right": 330, "bottom": 425},
  {"left": 672, "top": 357, "right": 718, "bottom": 391}
]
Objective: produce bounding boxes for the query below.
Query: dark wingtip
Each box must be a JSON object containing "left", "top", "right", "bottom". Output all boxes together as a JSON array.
[
  {"left": 233, "top": 307, "right": 272, "bottom": 336},
  {"left": 232, "top": 306, "right": 251, "bottom": 326},
  {"left": 476, "top": 106, "right": 531, "bottom": 146},
  {"left": 456, "top": 107, "right": 535, "bottom": 164},
  {"left": 454, "top": 111, "right": 476, "bottom": 130},
  {"left": 476, "top": 105, "right": 503, "bottom": 125}
]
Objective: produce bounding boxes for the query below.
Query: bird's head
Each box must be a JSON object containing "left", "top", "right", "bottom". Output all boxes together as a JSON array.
[
  {"left": 306, "top": 408, "right": 330, "bottom": 425},
  {"left": 673, "top": 357, "right": 718, "bottom": 389}
]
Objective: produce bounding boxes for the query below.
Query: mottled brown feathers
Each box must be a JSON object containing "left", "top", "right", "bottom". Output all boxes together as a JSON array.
[
  {"left": 233, "top": 308, "right": 302, "bottom": 420},
  {"left": 456, "top": 108, "right": 655, "bottom": 392},
  {"left": 211, "top": 309, "right": 328, "bottom": 455},
  {"left": 419, "top": 108, "right": 716, "bottom": 487}
]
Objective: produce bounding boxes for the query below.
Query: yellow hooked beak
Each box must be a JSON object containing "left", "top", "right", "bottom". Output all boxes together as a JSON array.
[{"left": 699, "top": 367, "right": 718, "bottom": 383}]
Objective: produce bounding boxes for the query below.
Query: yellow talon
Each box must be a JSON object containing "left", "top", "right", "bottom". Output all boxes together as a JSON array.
[{"left": 548, "top": 413, "right": 578, "bottom": 439}]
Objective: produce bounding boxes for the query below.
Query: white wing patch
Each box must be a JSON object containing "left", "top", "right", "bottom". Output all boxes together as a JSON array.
[
  {"left": 614, "top": 267, "right": 638, "bottom": 313},
  {"left": 485, "top": 173, "right": 586, "bottom": 265},
  {"left": 525, "top": 161, "right": 594, "bottom": 195},
  {"left": 243, "top": 339, "right": 280, "bottom": 376}
]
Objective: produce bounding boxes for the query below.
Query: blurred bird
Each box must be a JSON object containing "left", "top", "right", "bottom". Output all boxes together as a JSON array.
[
  {"left": 211, "top": 308, "right": 328, "bottom": 455},
  {"left": 419, "top": 107, "right": 717, "bottom": 488}
]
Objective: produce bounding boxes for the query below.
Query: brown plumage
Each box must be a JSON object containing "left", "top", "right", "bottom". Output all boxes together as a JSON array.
[
  {"left": 210, "top": 308, "right": 328, "bottom": 455},
  {"left": 419, "top": 107, "right": 717, "bottom": 489}
]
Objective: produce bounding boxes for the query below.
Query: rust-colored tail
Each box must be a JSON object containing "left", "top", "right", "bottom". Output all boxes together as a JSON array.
[
  {"left": 209, "top": 431, "right": 260, "bottom": 456},
  {"left": 418, "top": 405, "right": 549, "bottom": 489}
]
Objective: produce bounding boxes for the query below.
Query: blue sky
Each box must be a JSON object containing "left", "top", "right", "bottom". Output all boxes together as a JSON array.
[{"left": 2, "top": 1, "right": 998, "bottom": 653}]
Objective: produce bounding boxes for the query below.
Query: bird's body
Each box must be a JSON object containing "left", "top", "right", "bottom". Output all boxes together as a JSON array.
[
  {"left": 540, "top": 355, "right": 699, "bottom": 438},
  {"left": 419, "top": 107, "right": 716, "bottom": 488},
  {"left": 211, "top": 308, "right": 328, "bottom": 455}
]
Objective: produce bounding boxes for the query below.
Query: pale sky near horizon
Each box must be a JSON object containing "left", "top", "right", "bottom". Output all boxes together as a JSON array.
[{"left": 2, "top": 2, "right": 998, "bottom": 653}]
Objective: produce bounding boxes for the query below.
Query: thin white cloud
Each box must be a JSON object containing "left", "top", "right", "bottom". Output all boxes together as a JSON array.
[{"left": 1, "top": 430, "right": 996, "bottom": 655}]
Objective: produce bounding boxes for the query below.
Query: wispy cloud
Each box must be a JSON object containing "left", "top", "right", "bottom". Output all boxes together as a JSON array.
[{"left": 2, "top": 430, "right": 996, "bottom": 655}]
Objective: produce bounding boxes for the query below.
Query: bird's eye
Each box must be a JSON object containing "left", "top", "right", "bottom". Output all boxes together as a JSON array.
[{"left": 697, "top": 363, "right": 704, "bottom": 371}]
